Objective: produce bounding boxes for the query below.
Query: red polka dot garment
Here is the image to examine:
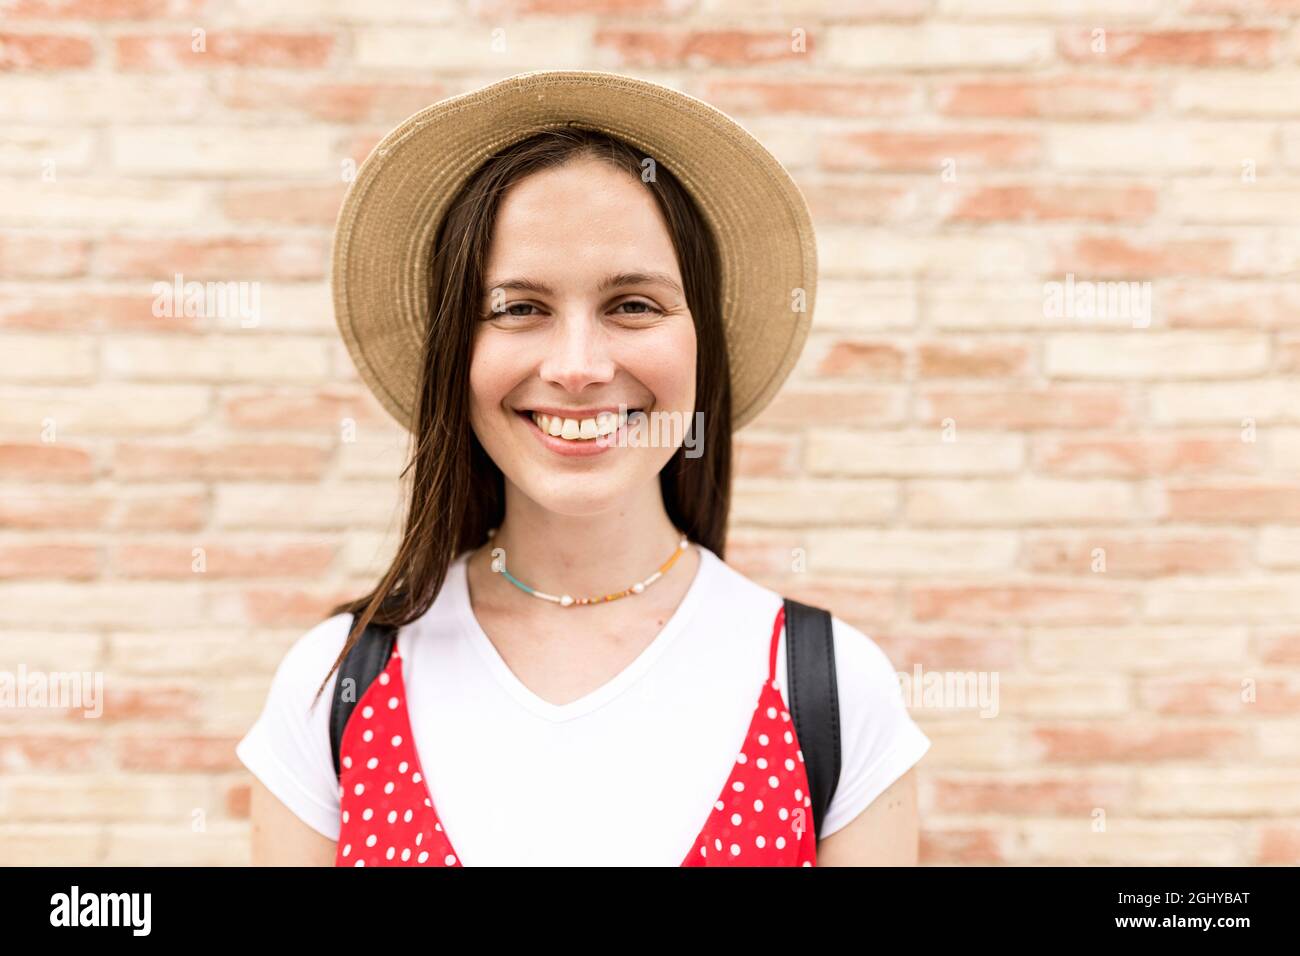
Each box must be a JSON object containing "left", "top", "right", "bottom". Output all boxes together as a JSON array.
[{"left": 334, "top": 604, "right": 817, "bottom": 867}]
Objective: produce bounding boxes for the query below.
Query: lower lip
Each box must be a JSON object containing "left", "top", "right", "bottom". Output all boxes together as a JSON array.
[{"left": 517, "top": 411, "right": 639, "bottom": 458}]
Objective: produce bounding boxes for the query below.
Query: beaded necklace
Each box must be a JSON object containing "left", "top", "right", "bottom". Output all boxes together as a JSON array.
[{"left": 486, "top": 529, "right": 690, "bottom": 607}]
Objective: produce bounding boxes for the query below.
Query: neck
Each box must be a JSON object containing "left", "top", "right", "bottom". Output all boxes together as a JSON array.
[{"left": 479, "top": 479, "right": 688, "bottom": 601}]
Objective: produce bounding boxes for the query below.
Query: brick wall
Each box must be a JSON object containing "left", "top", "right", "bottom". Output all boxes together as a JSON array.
[{"left": 2, "top": 0, "right": 1298, "bottom": 865}]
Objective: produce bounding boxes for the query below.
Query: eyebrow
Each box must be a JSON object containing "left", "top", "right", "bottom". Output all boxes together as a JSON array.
[{"left": 484, "top": 271, "right": 684, "bottom": 298}]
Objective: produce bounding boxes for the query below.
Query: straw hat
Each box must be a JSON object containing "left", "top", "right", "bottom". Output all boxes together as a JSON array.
[{"left": 331, "top": 69, "right": 817, "bottom": 433}]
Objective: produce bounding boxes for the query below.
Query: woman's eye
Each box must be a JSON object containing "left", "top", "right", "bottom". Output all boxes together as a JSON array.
[
  {"left": 504, "top": 302, "right": 538, "bottom": 316},
  {"left": 614, "top": 300, "right": 663, "bottom": 316}
]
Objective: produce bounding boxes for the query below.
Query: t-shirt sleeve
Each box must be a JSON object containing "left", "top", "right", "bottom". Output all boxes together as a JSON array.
[
  {"left": 816, "top": 615, "right": 931, "bottom": 840},
  {"left": 235, "top": 612, "right": 354, "bottom": 842}
]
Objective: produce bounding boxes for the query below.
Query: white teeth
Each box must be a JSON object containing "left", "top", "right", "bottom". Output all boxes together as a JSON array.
[{"left": 531, "top": 409, "right": 631, "bottom": 441}]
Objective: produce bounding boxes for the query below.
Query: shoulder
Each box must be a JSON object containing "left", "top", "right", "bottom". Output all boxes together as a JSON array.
[{"left": 265, "top": 611, "right": 357, "bottom": 710}]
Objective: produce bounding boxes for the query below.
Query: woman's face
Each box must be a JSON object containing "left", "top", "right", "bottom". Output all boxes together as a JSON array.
[{"left": 468, "top": 155, "right": 698, "bottom": 518}]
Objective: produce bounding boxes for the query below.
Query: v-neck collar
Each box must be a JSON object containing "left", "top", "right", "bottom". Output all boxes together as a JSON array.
[{"left": 450, "top": 543, "right": 713, "bottom": 723}]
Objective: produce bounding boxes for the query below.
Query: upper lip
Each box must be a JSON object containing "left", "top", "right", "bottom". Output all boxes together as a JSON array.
[{"left": 520, "top": 405, "right": 641, "bottom": 418}]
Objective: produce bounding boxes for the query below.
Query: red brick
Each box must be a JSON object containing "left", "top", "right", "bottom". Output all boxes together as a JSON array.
[
  {"left": 112, "top": 540, "right": 336, "bottom": 578},
  {"left": 0, "top": 543, "right": 98, "bottom": 579},
  {"left": 102, "top": 683, "right": 200, "bottom": 721},
  {"left": 921, "top": 827, "right": 1005, "bottom": 864},
  {"left": 1141, "top": 676, "right": 1300, "bottom": 715},
  {"left": 798, "top": 180, "right": 917, "bottom": 223},
  {"left": 113, "top": 441, "right": 331, "bottom": 480},
  {"left": 910, "top": 584, "right": 1136, "bottom": 623},
  {"left": 240, "top": 587, "right": 359, "bottom": 627},
  {"left": 594, "top": 29, "right": 810, "bottom": 67},
  {"left": 0, "top": 443, "right": 94, "bottom": 480},
  {"left": 1060, "top": 28, "right": 1278, "bottom": 67},
  {"left": 733, "top": 434, "right": 799, "bottom": 478},
  {"left": 695, "top": 77, "right": 919, "bottom": 116},
  {"left": 917, "top": 387, "right": 1132, "bottom": 429},
  {"left": 1032, "top": 722, "right": 1249, "bottom": 762},
  {"left": 821, "top": 130, "right": 1039, "bottom": 171},
  {"left": 937, "top": 77, "right": 1156, "bottom": 118},
  {"left": 1, "top": 0, "right": 207, "bottom": 16},
  {"left": 96, "top": 236, "right": 327, "bottom": 280},
  {"left": 934, "top": 775, "right": 1128, "bottom": 814},
  {"left": 1165, "top": 484, "right": 1300, "bottom": 521},
  {"left": 946, "top": 184, "right": 1157, "bottom": 223},
  {"left": 1053, "top": 236, "right": 1235, "bottom": 278},
  {"left": 1255, "top": 825, "right": 1300, "bottom": 865},
  {"left": 0, "top": 495, "right": 110, "bottom": 530},
  {"left": 220, "top": 386, "right": 389, "bottom": 431},
  {"left": 1258, "top": 632, "right": 1300, "bottom": 666},
  {"left": 0, "top": 292, "right": 191, "bottom": 332},
  {"left": 917, "top": 339, "right": 1032, "bottom": 378},
  {"left": 1024, "top": 534, "right": 1249, "bottom": 576},
  {"left": 0, "top": 32, "right": 94, "bottom": 69},
  {"left": 218, "top": 77, "right": 443, "bottom": 123},
  {"left": 816, "top": 340, "right": 907, "bottom": 379},
  {"left": 0, "top": 735, "right": 99, "bottom": 769},
  {"left": 117, "top": 735, "right": 244, "bottom": 771},
  {"left": 1035, "top": 436, "right": 1262, "bottom": 476}
]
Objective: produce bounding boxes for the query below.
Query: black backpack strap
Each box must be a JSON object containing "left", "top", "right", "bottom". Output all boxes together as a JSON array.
[
  {"left": 783, "top": 597, "right": 841, "bottom": 841},
  {"left": 329, "top": 617, "right": 399, "bottom": 779}
]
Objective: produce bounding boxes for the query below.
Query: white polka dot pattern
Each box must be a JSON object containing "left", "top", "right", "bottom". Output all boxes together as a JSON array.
[{"left": 334, "top": 604, "right": 817, "bottom": 867}]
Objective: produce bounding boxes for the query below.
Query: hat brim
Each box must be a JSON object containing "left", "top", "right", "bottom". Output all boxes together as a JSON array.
[{"left": 331, "top": 69, "right": 817, "bottom": 433}]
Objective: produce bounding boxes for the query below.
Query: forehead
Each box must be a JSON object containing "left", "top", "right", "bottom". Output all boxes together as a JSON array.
[{"left": 485, "top": 157, "right": 682, "bottom": 279}]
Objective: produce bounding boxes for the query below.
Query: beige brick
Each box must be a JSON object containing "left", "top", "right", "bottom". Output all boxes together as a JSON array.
[
  {"left": 4, "top": 775, "right": 212, "bottom": 821},
  {"left": 826, "top": 25, "right": 1053, "bottom": 69},
  {"left": 732, "top": 478, "right": 896, "bottom": 526},
  {"left": 0, "top": 74, "right": 207, "bottom": 122},
  {"left": 939, "top": 0, "right": 1160, "bottom": 15},
  {"left": 110, "top": 127, "right": 336, "bottom": 177},
  {"left": 0, "top": 127, "right": 95, "bottom": 172},
  {"left": 104, "top": 335, "right": 331, "bottom": 382},
  {"left": 1027, "top": 627, "right": 1249, "bottom": 673},
  {"left": 0, "top": 385, "right": 209, "bottom": 435},
  {"left": 997, "top": 676, "right": 1131, "bottom": 717},
  {"left": 1019, "top": 820, "right": 1241, "bottom": 865},
  {"left": 813, "top": 279, "right": 917, "bottom": 331},
  {"left": 104, "top": 820, "right": 250, "bottom": 866},
  {"left": 214, "top": 483, "right": 404, "bottom": 530},
  {"left": 1044, "top": 332, "right": 1268, "bottom": 378},
  {"left": 819, "top": 227, "right": 1032, "bottom": 278},
  {"left": 1258, "top": 525, "right": 1300, "bottom": 567},
  {"left": 907, "top": 478, "right": 1139, "bottom": 525},
  {"left": 0, "top": 824, "right": 101, "bottom": 865},
  {"left": 1270, "top": 430, "right": 1300, "bottom": 473},
  {"left": 1173, "top": 74, "right": 1300, "bottom": 117},
  {"left": 807, "top": 428, "right": 1024, "bottom": 476},
  {"left": 0, "top": 178, "right": 210, "bottom": 226},
  {"left": 1169, "top": 181, "right": 1300, "bottom": 223},
  {"left": 1145, "top": 577, "right": 1300, "bottom": 621},
  {"left": 1149, "top": 381, "right": 1298, "bottom": 424},
  {"left": 355, "top": 25, "right": 590, "bottom": 71},
  {"left": 805, "top": 529, "right": 1018, "bottom": 573},
  {"left": 1048, "top": 123, "right": 1275, "bottom": 171},
  {"left": 1138, "top": 769, "right": 1300, "bottom": 816},
  {"left": 0, "top": 583, "right": 206, "bottom": 628},
  {"left": 0, "top": 333, "right": 96, "bottom": 382}
]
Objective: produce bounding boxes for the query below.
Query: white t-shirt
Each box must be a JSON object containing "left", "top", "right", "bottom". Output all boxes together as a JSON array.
[{"left": 236, "top": 543, "right": 931, "bottom": 865}]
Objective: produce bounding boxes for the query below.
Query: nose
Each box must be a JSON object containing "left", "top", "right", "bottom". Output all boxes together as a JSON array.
[{"left": 536, "top": 307, "right": 616, "bottom": 394}]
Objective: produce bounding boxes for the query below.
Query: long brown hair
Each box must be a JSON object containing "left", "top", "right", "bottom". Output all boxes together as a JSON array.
[{"left": 313, "top": 126, "right": 732, "bottom": 704}]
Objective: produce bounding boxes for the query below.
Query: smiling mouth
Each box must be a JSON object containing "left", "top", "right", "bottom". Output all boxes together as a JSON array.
[{"left": 517, "top": 408, "right": 645, "bottom": 442}]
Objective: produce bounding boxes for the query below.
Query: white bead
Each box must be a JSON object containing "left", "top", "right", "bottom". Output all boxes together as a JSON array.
[
  {"left": 631, "top": 582, "right": 644, "bottom": 593},
  {"left": 560, "top": 594, "right": 573, "bottom": 606}
]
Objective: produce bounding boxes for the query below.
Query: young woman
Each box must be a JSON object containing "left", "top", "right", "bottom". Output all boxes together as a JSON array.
[{"left": 237, "top": 71, "right": 930, "bottom": 866}]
